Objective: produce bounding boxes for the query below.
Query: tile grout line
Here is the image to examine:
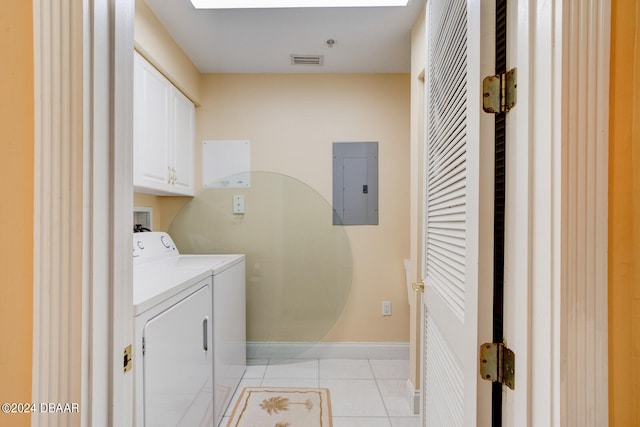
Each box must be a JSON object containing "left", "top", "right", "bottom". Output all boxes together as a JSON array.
[{"left": 369, "top": 359, "right": 393, "bottom": 424}]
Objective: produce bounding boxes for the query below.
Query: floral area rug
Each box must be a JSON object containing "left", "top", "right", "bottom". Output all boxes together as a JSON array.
[{"left": 226, "top": 387, "right": 332, "bottom": 427}]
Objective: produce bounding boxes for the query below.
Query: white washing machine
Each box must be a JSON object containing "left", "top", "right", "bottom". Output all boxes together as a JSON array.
[{"left": 133, "top": 232, "right": 246, "bottom": 427}]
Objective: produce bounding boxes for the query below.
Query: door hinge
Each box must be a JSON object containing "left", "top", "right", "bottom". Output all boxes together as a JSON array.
[
  {"left": 480, "top": 342, "right": 515, "bottom": 390},
  {"left": 482, "top": 68, "right": 517, "bottom": 114},
  {"left": 124, "top": 344, "right": 133, "bottom": 373}
]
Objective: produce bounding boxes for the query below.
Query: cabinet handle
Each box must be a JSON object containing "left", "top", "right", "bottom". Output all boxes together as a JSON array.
[
  {"left": 202, "top": 317, "right": 208, "bottom": 351},
  {"left": 167, "top": 167, "right": 177, "bottom": 185}
]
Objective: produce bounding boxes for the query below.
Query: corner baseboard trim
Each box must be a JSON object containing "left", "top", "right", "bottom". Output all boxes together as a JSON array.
[
  {"left": 406, "top": 378, "right": 420, "bottom": 415},
  {"left": 247, "top": 342, "right": 410, "bottom": 360}
]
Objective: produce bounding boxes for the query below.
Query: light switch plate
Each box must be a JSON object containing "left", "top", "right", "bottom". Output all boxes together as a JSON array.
[{"left": 382, "top": 301, "right": 391, "bottom": 316}]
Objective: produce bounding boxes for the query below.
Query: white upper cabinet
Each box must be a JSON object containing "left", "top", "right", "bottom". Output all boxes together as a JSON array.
[
  {"left": 134, "top": 51, "right": 195, "bottom": 196},
  {"left": 170, "top": 88, "right": 195, "bottom": 193}
]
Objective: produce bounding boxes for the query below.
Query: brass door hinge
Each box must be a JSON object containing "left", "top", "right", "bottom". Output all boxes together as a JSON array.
[
  {"left": 480, "top": 342, "right": 515, "bottom": 390},
  {"left": 483, "top": 68, "right": 517, "bottom": 114},
  {"left": 124, "top": 345, "right": 132, "bottom": 373}
]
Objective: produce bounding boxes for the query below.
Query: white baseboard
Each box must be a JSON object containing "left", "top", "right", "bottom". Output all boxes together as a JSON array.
[
  {"left": 406, "top": 378, "right": 420, "bottom": 415},
  {"left": 247, "top": 341, "right": 410, "bottom": 360}
]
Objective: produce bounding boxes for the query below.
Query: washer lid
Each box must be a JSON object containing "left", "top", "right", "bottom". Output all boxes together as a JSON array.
[{"left": 133, "top": 257, "right": 211, "bottom": 315}]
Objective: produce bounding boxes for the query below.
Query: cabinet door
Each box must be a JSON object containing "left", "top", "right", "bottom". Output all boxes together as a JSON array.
[
  {"left": 171, "top": 88, "right": 195, "bottom": 195},
  {"left": 143, "top": 284, "right": 213, "bottom": 426},
  {"left": 133, "top": 52, "right": 171, "bottom": 192}
]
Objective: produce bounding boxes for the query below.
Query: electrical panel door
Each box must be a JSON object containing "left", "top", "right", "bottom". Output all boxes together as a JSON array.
[{"left": 333, "top": 142, "right": 378, "bottom": 225}]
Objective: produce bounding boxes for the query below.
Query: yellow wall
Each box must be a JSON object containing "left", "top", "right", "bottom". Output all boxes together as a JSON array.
[
  {"left": 609, "top": 0, "right": 640, "bottom": 424},
  {"left": 0, "top": 1, "right": 34, "bottom": 426},
  {"left": 134, "top": 2, "right": 413, "bottom": 343},
  {"left": 134, "top": 0, "right": 201, "bottom": 104},
  {"left": 134, "top": 193, "right": 192, "bottom": 231},
  {"left": 133, "top": 3, "right": 412, "bottom": 343},
  {"left": 194, "top": 73, "right": 411, "bottom": 342}
]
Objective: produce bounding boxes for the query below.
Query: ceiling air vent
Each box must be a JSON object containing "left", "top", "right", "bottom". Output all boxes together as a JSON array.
[{"left": 290, "top": 54, "right": 324, "bottom": 66}]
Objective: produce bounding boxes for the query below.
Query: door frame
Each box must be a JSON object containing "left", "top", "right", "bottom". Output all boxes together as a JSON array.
[
  {"left": 502, "top": 0, "right": 610, "bottom": 425},
  {"left": 82, "top": 0, "right": 136, "bottom": 424},
  {"left": 32, "top": 0, "right": 135, "bottom": 425}
]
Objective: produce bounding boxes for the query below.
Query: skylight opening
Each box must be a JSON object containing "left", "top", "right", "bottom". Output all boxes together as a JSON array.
[{"left": 190, "top": 0, "right": 409, "bottom": 9}]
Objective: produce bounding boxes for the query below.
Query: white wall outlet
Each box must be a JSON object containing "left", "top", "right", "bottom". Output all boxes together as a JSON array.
[
  {"left": 233, "top": 195, "right": 245, "bottom": 214},
  {"left": 382, "top": 301, "right": 392, "bottom": 316}
]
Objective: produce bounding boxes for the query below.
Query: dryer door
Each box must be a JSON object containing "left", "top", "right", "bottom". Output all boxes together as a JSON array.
[{"left": 143, "top": 282, "right": 212, "bottom": 426}]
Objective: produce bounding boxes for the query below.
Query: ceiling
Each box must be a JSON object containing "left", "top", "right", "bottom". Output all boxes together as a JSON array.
[{"left": 144, "top": 0, "right": 426, "bottom": 74}]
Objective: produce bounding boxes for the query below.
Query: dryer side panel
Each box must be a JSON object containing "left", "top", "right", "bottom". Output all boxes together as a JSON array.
[{"left": 213, "top": 259, "right": 246, "bottom": 425}]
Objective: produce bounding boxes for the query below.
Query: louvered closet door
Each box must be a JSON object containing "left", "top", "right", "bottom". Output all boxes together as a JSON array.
[{"left": 421, "top": 0, "right": 494, "bottom": 425}]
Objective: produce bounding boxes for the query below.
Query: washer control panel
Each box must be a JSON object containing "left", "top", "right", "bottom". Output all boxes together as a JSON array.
[{"left": 133, "top": 232, "right": 178, "bottom": 262}]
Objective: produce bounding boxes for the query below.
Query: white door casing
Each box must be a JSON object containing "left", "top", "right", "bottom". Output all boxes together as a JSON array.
[
  {"left": 502, "top": 0, "right": 610, "bottom": 425},
  {"left": 33, "top": 0, "right": 85, "bottom": 424},
  {"left": 83, "top": 0, "right": 135, "bottom": 424},
  {"left": 420, "top": 0, "right": 495, "bottom": 425},
  {"left": 33, "top": 0, "right": 134, "bottom": 425}
]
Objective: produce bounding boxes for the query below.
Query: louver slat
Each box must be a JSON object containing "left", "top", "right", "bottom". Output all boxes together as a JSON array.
[
  {"left": 425, "top": 0, "right": 467, "bottom": 321},
  {"left": 424, "top": 312, "right": 464, "bottom": 426}
]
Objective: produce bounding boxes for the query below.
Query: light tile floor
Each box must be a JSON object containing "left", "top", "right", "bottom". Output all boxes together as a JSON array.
[{"left": 222, "top": 359, "right": 421, "bottom": 427}]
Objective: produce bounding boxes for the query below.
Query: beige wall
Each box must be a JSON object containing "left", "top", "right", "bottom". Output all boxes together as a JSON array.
[
  {"left": 0, "top": 1, "right": 33, "bottom": 425},
  {"left": 134, "top": 193, "right": 192, "bottom": 231},
  {"left": 134, "top": 1, "right": 412, "bottom": 343},
  {"left": 196, "top": 73, "right": 411, "bottom": 342},
  {"left": 609, "top": 0, "right": 640, "bottom": 424},
  {"left": 134, "top": 0, "right": 201, "bottom": 104}
]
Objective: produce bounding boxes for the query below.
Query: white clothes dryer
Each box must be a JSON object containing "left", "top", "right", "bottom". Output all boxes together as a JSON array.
[{"left": 133, "top": 232, "right": 246, "bottom": 427}]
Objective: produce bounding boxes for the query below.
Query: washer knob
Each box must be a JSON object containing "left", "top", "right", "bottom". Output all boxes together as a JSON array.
[{"left": 160, "top": 235, "right": 171, "bottom": 248}]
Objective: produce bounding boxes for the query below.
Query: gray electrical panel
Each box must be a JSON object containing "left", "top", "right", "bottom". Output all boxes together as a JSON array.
[{"left": 333, "top": 142, "right": 378, "bottom": 225}]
